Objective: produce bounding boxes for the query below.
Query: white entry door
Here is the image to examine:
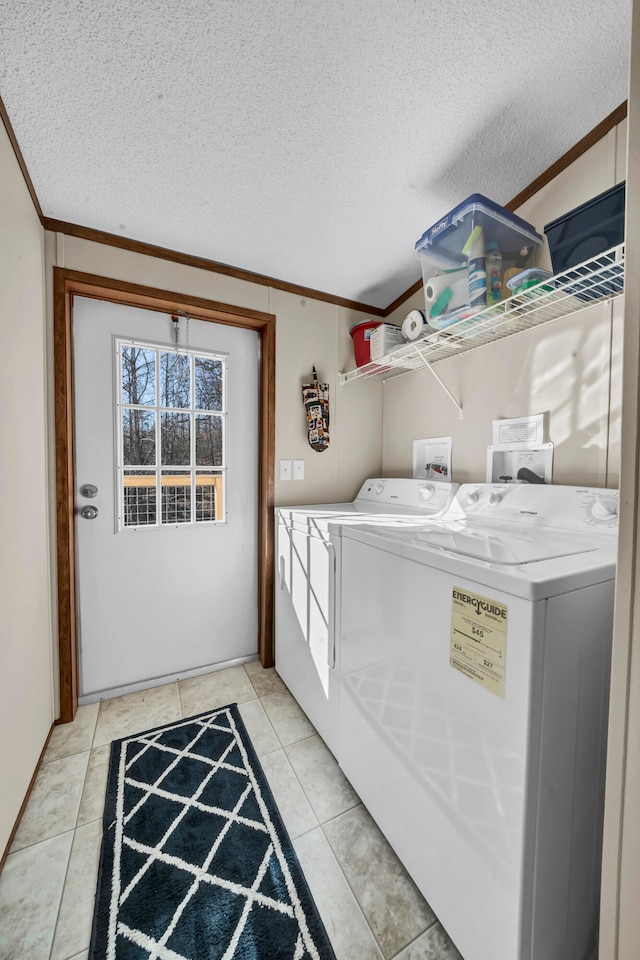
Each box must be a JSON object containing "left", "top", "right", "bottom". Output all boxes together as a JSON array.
[{"left": 73, "top": 297, "right": 259, "bottom": 701}]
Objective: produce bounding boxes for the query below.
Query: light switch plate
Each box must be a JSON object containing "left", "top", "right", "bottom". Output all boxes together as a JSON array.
[
  {"left": 293, "top": 459, "right": 305, "bottom": 480},
  {"left": 279, "top": 459, "right": 292, "bottom": 480}
]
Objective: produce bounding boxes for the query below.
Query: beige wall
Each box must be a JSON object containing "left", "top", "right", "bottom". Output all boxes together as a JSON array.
[
  {"left": 48, "top": 236, "right": 383, "bottom": 509},
  {"left": 0, "top": 123, "right": 53, "bottom": 853},
  {"left": 380, "top": 120, "right": 627, "bottom": 488}
]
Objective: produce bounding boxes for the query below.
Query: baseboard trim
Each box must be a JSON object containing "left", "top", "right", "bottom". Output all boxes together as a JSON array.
[
  {"left": 77, "top": 654, "right": 260, "bottom": 706},
  {"left": 0, "top": 723, "right": 55, "bottom": 875}
]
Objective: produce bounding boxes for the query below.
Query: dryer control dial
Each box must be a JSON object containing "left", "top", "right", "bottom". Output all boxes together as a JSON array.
[
  {"left": 419, "top": 484, "right": 435, "bottom": 501},
  {"left": 488, "top": 492, "right": 503, "bottom": 506},
  {"left": 589, "top": 497, "right": 619, "bottom": 522},
  {"left": 375, "top": 483, "right": 385, "bottom": 495},
  {"left": 465, "top": 491, "right": 480, "bottom": 505}
]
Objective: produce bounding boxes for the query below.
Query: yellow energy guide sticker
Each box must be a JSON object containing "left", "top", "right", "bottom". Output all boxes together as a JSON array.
[{"left": 450, "top": 586, "right": 507, "bottom": 697}]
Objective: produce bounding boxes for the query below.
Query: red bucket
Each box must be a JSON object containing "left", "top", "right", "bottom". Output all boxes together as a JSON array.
[{"left": 349, "top": 320, "right": 382, "bottom": 367}]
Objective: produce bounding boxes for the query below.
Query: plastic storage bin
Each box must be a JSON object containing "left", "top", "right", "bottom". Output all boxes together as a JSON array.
[
  {"left": 414, "top": 194, "right": 542, "bottom": 330},
  {"left": 349, "top": 319, "right": 382, "bottom": 367},
  {"left": 544, "top": 182, "right": 625, "bottom": 274},
  {"left": 506, "top": 268, "right": 554, "bottom": 297}
]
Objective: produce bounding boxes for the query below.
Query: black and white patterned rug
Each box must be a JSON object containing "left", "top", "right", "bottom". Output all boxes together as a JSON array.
[{"left": 90, "top": 704, "right": 336, "bottom": 960}]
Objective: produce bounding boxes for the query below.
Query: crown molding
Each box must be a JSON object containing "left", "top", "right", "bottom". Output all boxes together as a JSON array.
[
  {"left": 42, "top": 217, "right": 386, "bottom": 316},
  {"left": 0, "top": 93, "right": 43, "bottom": 219}
]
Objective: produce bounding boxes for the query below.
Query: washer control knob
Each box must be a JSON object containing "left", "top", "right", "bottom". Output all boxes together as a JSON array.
[
  {"left": 591, "top": 497, "right": 619, "bottom": 521},
  {"left": 465, "top": 491, "right": 479, "bottom": 505},
  {"left": 375, "top": 483, "right": 385, "bottom": 495},
  {"left": 419, "top": 484, "right": 435, "bottom": 501},
  {"left": 488, "top": 492, "right": 503, "bottom": 506}
]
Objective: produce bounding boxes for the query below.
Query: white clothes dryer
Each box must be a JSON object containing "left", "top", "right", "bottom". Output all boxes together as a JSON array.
[
  {"left": 275, "top": 478, "right": 459, "bottom": 757},
  {"left": 338, "top": 483, "right": 619, "bottom": 960}
]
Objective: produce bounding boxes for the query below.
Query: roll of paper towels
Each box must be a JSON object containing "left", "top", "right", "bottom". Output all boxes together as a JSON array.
[
  {"left": 402, "top": 309, "right": 428, "bottom": 341},
  {"left": 425, "top": 273, "right": 455, "bottom": 303},
  {"left": 424, "top": 269, "right": 469, "bottom": 319}
]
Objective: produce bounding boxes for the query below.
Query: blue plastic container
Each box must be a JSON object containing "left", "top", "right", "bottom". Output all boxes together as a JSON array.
[{"left": 415, "top": 194, "right": 542, "bottom": 329}]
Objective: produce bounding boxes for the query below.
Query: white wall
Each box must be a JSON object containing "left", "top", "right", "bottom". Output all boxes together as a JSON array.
[
  {"left": 0, "top": 122, "right": 53, "bottom": 854},
  {"left": 48, "top": 236, "right": 383, "bottom": 508},
  {"left": 381, "top": 120, "right": 627, "bottom": 488}
]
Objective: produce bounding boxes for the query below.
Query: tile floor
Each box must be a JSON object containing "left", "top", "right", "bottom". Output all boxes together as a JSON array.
[{"left": 0, "top": 662, "right": 463, "bottom": 960}]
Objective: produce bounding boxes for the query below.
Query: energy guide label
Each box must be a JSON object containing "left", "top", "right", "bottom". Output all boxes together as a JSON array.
[{"left": 450, "top": 587, "right": 507, "bottom": 698}]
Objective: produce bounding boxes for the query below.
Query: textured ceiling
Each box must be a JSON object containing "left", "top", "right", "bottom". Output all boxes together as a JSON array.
[{"left": 0, "top": 0, "right": 631, "bottom": 309}]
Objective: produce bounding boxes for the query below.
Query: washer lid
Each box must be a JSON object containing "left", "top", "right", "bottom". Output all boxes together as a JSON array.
[
  {"left": 377, "top": 521, "right": 596, "bottom": 565},
  {"left": 278, "top": 497, "right": 454, "bottom": 535}
]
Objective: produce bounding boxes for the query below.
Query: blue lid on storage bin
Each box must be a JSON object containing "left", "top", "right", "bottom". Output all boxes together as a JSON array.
[{"left": 415, "top": 193, "right": 542, "bottom": 266}]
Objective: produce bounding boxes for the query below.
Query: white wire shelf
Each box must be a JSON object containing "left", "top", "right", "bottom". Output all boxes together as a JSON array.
[{"left": 339, "top": 244, "right": 624, "bottom": 386}]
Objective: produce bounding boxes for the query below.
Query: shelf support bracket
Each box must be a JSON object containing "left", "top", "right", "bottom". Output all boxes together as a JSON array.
[{"left": 423, "top": 361, "right": 463, "bottom": 418}]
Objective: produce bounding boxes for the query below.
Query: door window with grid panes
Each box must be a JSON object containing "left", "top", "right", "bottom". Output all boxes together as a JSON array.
[{"left": 117, "top": 339, "right": 225, "bottom": 528}]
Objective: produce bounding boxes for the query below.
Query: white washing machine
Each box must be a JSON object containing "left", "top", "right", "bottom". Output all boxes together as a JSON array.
[
  {"left": 338, "top": 483, "right": 619, "bottom": 960},
  {"left": 275, "top": 478, "right": 459, "bottom": 756}
]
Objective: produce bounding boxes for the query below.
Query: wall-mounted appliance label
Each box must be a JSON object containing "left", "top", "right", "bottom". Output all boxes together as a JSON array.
[
  {"left": 450, "top": 587, "right": 507, "bottom": 697},
  {"left": 492, "top": 413, "right": 545, "bottom": 448}
]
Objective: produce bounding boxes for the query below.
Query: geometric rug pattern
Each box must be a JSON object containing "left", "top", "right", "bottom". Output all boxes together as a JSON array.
[{"left": 89, "top": 704, "right": 336, "bottom": 960}]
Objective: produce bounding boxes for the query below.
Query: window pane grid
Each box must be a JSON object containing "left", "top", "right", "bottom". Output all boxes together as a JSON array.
[
  {"left": 123, "top": 472, "right": 157, "bottom": 527},
  {"left": 195, "top": 483, "right": 215, "bottom": 522},
  {"left": 161, "top": 472, "right": 191, "bottom": 524},
  {"left": 195, "top": 473, "right": 223, "bottom": 522},
  {"left": 117, "top": 338, "right": 226, "bottom": 530}
]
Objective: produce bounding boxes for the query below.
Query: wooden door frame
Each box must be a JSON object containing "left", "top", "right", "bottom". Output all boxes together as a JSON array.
[{"left": 53, "top": 267, "right": 276, "bottom": 723}]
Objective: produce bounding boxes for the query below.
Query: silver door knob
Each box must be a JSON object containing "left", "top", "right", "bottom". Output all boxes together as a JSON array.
[{"left": 81, "top": 505, "right": 99, "bottom": 520}]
